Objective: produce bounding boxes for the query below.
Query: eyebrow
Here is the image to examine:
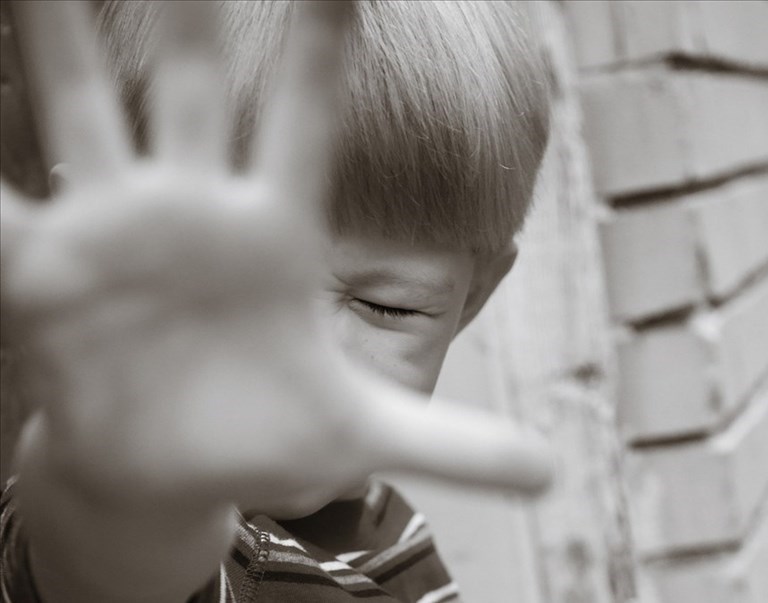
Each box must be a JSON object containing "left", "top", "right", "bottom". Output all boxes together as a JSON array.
[{"left": 340, "top": 269, "right": 456, "bottom": 297}]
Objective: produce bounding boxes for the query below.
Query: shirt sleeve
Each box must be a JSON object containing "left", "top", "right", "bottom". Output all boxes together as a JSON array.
[{"left": 1, "top": 477, "right": 44, "bottom": 603}]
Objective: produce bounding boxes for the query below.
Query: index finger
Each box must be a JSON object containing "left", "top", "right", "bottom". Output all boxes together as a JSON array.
[
  {"left": 14, "top": 1, "right": 132, "bottom": 184},
  {"left": 249, "top": 1, "right": 353, "bottom": 220}
]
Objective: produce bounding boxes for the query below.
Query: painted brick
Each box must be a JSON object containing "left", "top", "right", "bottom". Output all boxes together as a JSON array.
[
  {"left": 561, "top": 1, "right": 617, "bottom": 70},
  {"left": 684, "top": 76, "right": 768, "bottom": 184},
  {"left": 614, "top": 2, "right": 697, "bottom": 64},
  {"left": 692, "top": 1, "right": 768, "bottom": 68},
  {"left": 691, "top": 176, "right": 768, "bottom": 299},
  {"left": 711, "top": 278, "right": 768, "bottom": 419},
  {"left": 641, "top": 505, "right": 768, "bottom": 603},
  {"left": 580, "top": 71, "right": 768, "bottom": 197},
  {"left": 617, "top": 324, "right": 714, "bottom": 441},
  {"left": 601, "top": 175, "right": 768, "bottom": 321},
  {"left": 617, "top": 278, "right": 768, "bottom": 440},
  {"left": 566, "top": 1, "right": 768, "bottom": 69},
  {"left": 617, "top": 1, "right": 768, "bottom": 68},
  {"left": 627, "top": 386, "right": 768, "bottom": 555},
  {"left": 600, "top": 204, "right": 700, "bottom": 322},
  {"left": 580, "top": 69, "right": 687, "bottom": 196}
]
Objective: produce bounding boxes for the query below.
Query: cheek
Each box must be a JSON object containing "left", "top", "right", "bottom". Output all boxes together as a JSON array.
[{"left": 330, "top": 311, "right": 452, "bottom": 394}]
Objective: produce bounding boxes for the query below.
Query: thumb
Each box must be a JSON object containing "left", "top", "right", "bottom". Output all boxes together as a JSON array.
[
  {"left": 1, "top": 180, "right": 41, "bottom": 343},
  {"left": 1, "top": 180, "right": 38, "bottom": 267},
  {"left": 355, "top": 374, "right": 556, "bottom": 496}
]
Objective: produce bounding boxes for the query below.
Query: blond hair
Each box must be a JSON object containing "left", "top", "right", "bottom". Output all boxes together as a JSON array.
[{"left": 100, "top": 1, "right": 550, "bottom": 252}]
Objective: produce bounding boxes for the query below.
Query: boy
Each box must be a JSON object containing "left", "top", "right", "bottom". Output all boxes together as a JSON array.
[{"left": 0, "top": 1, "right": 553, "bottom": 601}]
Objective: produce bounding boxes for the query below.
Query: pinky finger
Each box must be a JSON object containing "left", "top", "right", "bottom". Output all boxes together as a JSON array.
[{"left": 13, "top": 1, "right": 132, "bottom": 184}]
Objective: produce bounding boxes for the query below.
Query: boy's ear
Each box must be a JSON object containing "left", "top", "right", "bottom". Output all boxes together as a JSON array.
[{"left": 456, "top": 241, "right": 518, "bottom": 335}]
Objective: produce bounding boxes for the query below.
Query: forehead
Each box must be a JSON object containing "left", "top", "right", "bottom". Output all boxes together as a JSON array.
[{"left": 326, "top": 234, "right": 475, "bottom": 295}]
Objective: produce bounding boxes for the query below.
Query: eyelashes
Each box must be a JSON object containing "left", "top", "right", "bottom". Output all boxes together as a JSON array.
[{"left": 354, "top": 299, "right": 419, "bottom": 319}]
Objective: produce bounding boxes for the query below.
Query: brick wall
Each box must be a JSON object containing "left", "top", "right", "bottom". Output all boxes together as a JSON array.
[{"left": 566, "top": 2, "right": 768, "bottom": 601}]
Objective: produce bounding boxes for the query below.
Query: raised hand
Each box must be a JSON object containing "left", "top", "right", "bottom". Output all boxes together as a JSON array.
[{"left": 2, "top": 0, "right": 553, "bottom": 524}]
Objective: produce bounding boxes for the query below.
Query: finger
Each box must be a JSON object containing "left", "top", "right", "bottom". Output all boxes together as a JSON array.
[
  {"left": 250, "top": 1, "right": 353, "bottom": 218},
  {"left": 360, "top": 377, "right": 556, "bottom": 496},
  {"left": 150, "top": 1, "right": 229, "bottom": 171},
  {"left": 13, "top": 1, "right": 132, "bottom": 183}
]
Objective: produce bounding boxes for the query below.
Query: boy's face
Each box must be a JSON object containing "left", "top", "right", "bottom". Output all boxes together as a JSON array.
[{"left": 320, "top": 233, "right": 512, "bottom": 394}]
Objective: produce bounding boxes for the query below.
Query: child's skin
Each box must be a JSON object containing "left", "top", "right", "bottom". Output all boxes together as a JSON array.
[{"left": 1, "top": 2, "right": 553, "bottom": 602}]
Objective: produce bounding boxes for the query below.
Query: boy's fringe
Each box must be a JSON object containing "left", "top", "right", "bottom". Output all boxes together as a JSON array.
[{"left": 100, "top": 1, "right": 550, "bottom": 253}]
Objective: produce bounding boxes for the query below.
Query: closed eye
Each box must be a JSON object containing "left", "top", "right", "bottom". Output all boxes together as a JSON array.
[{"left": 353, "top": 299, "right": 420, "bottom": 319}]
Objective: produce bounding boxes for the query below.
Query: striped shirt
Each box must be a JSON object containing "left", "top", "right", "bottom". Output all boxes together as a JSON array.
[{"left": 1, "top": 478, "right": 461, "bottom": 602}]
